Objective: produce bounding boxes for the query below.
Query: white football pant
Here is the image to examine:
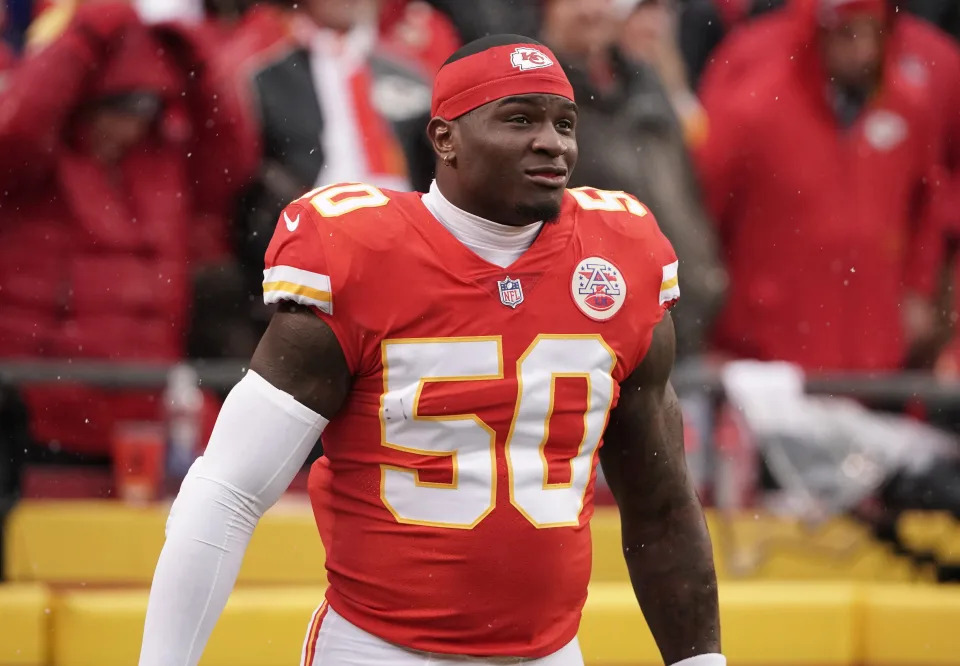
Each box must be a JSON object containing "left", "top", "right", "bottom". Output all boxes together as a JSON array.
[{"left": 301, "top": 602, "right": 584, "bottom": 666}]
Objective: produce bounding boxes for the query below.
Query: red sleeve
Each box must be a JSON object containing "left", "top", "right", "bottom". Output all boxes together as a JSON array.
[
  {"left": 694, "top": 93, "right": 754, "bottom": 238},
  {"left": 904, "top": 100, "right": 951, "bottom": 298},
  {"left": 0, "top": 30, "right": 98, "bottom": 191},
  {"left": 262, "top": 201, "right": 364, "bottom": 374},
  {"left": 193, "top": 6, "right": 297, "bottom": 215},
  {"left": 190, "top": 42, "right": 265, "bottom": 218},
  {"left": 904, "top": 165, "right": 947, "bottom": 298},
  {"left": 941, "top": 54, "right": 960, "bottom": 237},
  {"left": 654, "top": 227, "right": 681, "bottom": 314}
]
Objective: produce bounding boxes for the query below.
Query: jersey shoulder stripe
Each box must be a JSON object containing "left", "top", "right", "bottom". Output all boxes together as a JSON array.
[
  {"left": 659, "top": 260, "right": 680, "bottom": 306},
  {"left": 263, "top": 264, "right": 333, "bottom": 314}
]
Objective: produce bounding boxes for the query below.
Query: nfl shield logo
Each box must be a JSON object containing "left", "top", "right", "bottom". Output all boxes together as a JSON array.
[{"left": 497, "top": 277, "right": 524, "bottom": 309}]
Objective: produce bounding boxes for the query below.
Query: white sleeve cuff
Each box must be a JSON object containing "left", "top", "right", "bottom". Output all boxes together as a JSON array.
[{"left": 671, "top": 655, "right": 726, "bottom": 666}]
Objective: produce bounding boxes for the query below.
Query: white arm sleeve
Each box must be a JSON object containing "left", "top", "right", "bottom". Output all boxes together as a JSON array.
[{"left": 139, "top": 370, "right": 329, "bottom": 666}]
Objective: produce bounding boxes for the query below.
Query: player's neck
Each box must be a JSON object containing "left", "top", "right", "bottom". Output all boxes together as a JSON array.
[{"left": 422, "top": 181, "right": 543, "bottom": 269}]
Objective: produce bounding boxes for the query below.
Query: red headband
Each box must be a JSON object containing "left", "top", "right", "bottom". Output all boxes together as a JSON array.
[{"left": 431, "top": 43, "right": 575, "bottom": 120}]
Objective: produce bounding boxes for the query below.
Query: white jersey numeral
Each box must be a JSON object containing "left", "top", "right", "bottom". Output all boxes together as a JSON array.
[
  {"left": 506, "top": 336, "right": 616, "bottom": 527},
  {"left": 381, "top": 338, "right": 502, "bottom": 529},
  {"left": 305, "top": 183, "right": 390, "bottom": 217},
  {"left": 379, "top": 336, "right": 616, "bottom": 529},
  {"left": 569, "top": 187, "right": 648, "bottom": 217}
]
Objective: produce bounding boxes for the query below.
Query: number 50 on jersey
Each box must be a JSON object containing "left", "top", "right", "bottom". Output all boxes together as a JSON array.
[{"left": 380, "top": 335, "right": 616, "bottom": 530}]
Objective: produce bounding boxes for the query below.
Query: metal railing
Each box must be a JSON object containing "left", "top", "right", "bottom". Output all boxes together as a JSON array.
[
  {"left": 2, "top": 358, "right": 960, "bottom": 406},
  {"left": 3, "top": 357, "right": 959, "bottom": 580}
]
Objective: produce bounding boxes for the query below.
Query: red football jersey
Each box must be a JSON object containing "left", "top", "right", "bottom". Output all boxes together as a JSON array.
[{"left": 262, "top": 183, "right": 679, "bottom": 658}]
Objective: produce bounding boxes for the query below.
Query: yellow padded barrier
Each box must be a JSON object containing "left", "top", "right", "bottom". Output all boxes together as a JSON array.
[
  {"left": 8, "top": 501, "right": 916, "bottom": 585},
  {"left": 861, "top": 585, "right": 960, "bottom": 665},
  {"left": 581, "top": 582, "right": 857, "bottom": 665},
  {"left": 6, "top": 499, "right": 325, "bottom": 585},
  {"left": 705, "top": 513, "right": 915, "bottom": 582},
  {"left": 49, "top": 583, "right": 868, "bottom": 666},
  {"left": 0, "top": 583, "right": 50, "bottom": 666},
  {"left": 52, "top": 587, "right": 322, "bottom": 666},
  {"left": 6, "top": 501, "right": 166, "bottom": 583}
]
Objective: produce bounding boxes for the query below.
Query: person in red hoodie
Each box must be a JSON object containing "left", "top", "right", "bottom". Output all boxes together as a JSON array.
[
  {"left": 377, "top": 0, "right": 461, "bottom": 76},
  {"left": 0, "top": 3, "right": 225, "bottom": 458},
  {"left": 700, "top": 1, "right": 960, "bottom": 212},
  {"left": 696, "top": 0, "right": 946, "bottom": 372}
]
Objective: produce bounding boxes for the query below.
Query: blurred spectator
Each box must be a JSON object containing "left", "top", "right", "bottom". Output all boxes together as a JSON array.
[
  {"left": 891, "top": 11, "right": 960, "bottom": 371},
  {"left": 423, "top": 0, "right": 542, "bottom": 44},
  {"left": 0, "top": 3, "right": 228, "bottom": 456},
  {"left": 378, "top": 0, "right": 461, "bottom": 75},
  {"left": 899, "top": 0, "right": 960, "bottom": 41},
  {"left": 697, "top": 0, "right": 947, "bottom": 372},
  {"left": 678, "top": 0, "right": 783, "bottom": 88},
  {"left": 543, "top": 0, "right": 726, "bottom": 357},
  {"left": 207, "top": 0, "right": 437, "bottom": 339},
  {"left": 617, "top": 0, "right": 709, "bottom": 145},
  {"left": 699, "top": 0, "right": 960, "bottom": 369},
  {"left": 681, "top": 0, "right": 958, "bottom": 91}
]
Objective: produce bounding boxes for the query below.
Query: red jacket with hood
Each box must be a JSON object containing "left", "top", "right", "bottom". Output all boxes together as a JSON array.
[
  {"left": 696, "top": 0, "right": 944, "bottom": 371},
  {"left": 0, "top": 7, "right": 225, "bottom": 454}
]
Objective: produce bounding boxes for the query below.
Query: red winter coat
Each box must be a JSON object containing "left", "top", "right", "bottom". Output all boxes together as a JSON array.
[
  {"left": 0, "top": 15, "right": 227, "bottom": 454},
  {"left": 378, "top": 0, "right": 461, "bottom": 76},
  {"left": 701, "top": 8, "right": 960, "bottom": 223},
  {"left": 0, "top": 42, "right": 13, "bottom": 73},
  {"left": 696, "top": 1, "right": 943, "bottom": 371}
]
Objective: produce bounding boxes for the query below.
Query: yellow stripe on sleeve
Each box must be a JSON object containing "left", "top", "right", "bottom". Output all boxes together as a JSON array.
[
  {"left": 660, "top": 276, "right": 679, "bottom": 291},
  {"left": 262, "top": 281, "right": 331, "bottom": 303}
]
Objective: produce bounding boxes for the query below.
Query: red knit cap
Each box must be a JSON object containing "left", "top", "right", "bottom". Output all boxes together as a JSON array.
[{"left": 431, "top": 35, "right": 575, "bottom": 120}]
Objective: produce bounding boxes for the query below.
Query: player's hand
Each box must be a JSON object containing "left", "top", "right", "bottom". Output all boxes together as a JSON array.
[{"left": 903, "top": 292, "right": 951, "bottom": 369}]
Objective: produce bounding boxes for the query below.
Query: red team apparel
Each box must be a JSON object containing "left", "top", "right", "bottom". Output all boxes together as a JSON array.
[{"left": 262, "top": 183, "right": 679, "bottom": 658}]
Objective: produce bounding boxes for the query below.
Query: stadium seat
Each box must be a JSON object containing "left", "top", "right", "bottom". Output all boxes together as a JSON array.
[
  {"left": 0, "top": 583, "right": 50, "bottom": 666},
  {"left": 581, "top": 582, "right": 857, "bottom": 665},
  {"left": 51, "top": 587, "right": 321, "bottom": 666},
  {"left": 4, "top": 499, "right": 325, "bottom": 585},
  {"left": 47, "top": 584, "right": 855, "bottom": 666},
  {"left": 47, "top": 582, "right": 960, "bottom": 666},
  {"left": 861, "top": 585, "right": 960, "bottom": 665}
]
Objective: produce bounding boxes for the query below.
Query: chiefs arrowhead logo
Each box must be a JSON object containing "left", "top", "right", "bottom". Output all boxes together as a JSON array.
[{"left": 510, "top": 47, "right": 554, "bottom": 71}]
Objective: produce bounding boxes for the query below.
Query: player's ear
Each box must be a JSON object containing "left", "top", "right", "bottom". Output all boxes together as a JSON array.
[{"left": 427, "top": 116, "right": 456, "bottom": 163}]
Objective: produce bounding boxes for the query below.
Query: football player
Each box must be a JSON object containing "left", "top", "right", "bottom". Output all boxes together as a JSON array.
[{"left": 140, "top": 35, "right": 723, "bottom": 666}]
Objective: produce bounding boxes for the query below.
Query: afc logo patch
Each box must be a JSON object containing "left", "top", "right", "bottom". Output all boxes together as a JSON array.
[
  {"left": 497, "top": 276, "right": 524, "bottom": 309},
  {"left": 510, "top": 47, "right": 554, "bottom": 71},
  {"left": 571, "top": 257, "right": 626, "bottom": 321}
]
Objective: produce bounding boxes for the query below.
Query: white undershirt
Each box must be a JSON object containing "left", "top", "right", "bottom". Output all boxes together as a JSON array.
[
  {"left": 421, "top": 181, "right": 542, "bottom": 268},
  {"left": 305, "top": 20, "right": 411, "bottom": 192}
]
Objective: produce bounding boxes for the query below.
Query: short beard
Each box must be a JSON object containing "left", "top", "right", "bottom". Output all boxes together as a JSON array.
[{"left": 514, "top": 200, "right": 562, "bottom": 224}]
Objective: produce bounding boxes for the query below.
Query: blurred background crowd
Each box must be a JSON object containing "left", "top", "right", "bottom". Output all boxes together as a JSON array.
[{"left": 0, "top": 0, "right": 959, "bottom": 557}]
